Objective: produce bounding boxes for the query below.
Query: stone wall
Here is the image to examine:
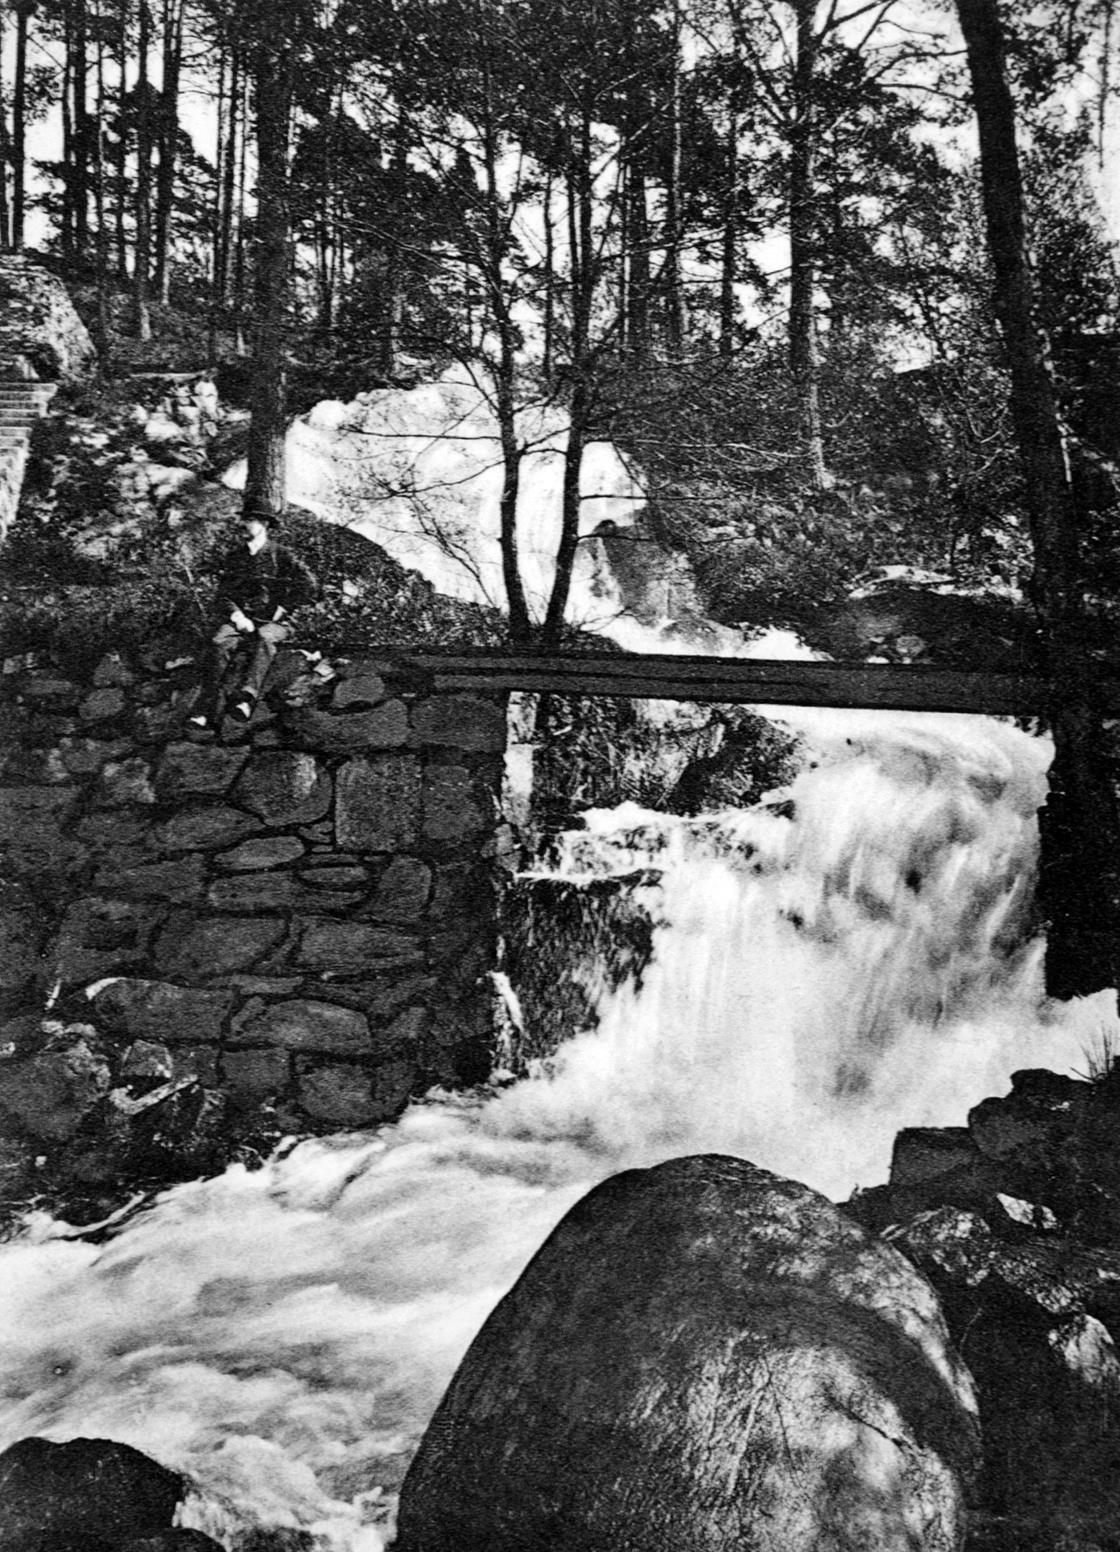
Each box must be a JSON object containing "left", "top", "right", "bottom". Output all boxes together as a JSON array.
[{"left": 0, "top": 646, "right": 508, "bottom": 1207}]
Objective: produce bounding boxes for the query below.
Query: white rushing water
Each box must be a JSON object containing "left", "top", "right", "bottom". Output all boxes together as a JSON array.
[{"left": 1, "top": 707, "right": 1117, "bottom": 1550}]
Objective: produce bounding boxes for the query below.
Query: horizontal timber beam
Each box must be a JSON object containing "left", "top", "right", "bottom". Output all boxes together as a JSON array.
[{"left": 355, "top": 651, "right": 1107, "bottom": 716}]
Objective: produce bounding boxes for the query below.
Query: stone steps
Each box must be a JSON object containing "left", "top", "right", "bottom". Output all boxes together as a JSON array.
[{"left": 0, "top": 367, "right": 53, "bottom": 539}]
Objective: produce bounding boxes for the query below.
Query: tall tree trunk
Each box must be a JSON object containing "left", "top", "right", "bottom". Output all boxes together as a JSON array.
[
  {"left": 542, "top": 162, "right": 555, "bottom": 379},
  {"left": 543, "top": 110, "right": 595, "bottom": 650},
  {"left": 12, "top": 0, "right": 31, "bottom": 249},
  {"left": 71, "top": 0, "right": 91, "bottom": 255},
  {"left": 244, "top": 25, "right": 297, "bottom": 518},
  {"left": 719, "top": 93, "right": 739, "bottom": 361},
  {"left": 233, "top": 63, "right": 249, "bottom": 354},
  {"left": 663, "top": 0, "right": 685, "bottom": 355},
  {"left": 153, "top": 0, "right": 183, "bottom": 303},
  {"left": 477, "top": 42, "right": 531, "bottom": 645},
  {"left": 133, "top": 0, "right": 152, "bottom": 338},
  {"left": 956, "top": 0, "right": 1120, "bottom": 1004},
  {"left": 114, "top": 0, "right": 129, "bottom": 276},
  {"left": 0, "top": 5, "right": 11, "bottom": 250},
  {"left": 93, "top": 0, "right": 110, "bottom": 355},
  {"left": 61, "top": 24, "right": 74, "bottom": 255},
  {"left": 788, "top": 0, "right": 827, "bottom": 487}
]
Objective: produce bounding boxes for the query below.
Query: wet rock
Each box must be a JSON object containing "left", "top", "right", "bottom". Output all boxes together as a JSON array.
[
  {"left": 412, "top": 695, "right": 507, "bottom": 751},
  {"left": 154, "top": 914, "right": 287, "bottom": 981},
  {"left": 92, "top": 978, "right": 233, "bottom": 1046},
  {"left": 232, "top": 749, "right": 332, "bottom": 826},
  {"left": 891, "top": 1127, "right": 977, "bottom": 1187},
  {"left": 120, "top": 1533, "right": 227, "bottom": 1551},
  {"left": 336, "top": 754, "right": 421, "bottom": 852},
  {"left": 231, "top": 998, "right": 371, "bottom": 1056},
  {"left": 968, "top": 1070, "right": 1092, "bottom": 1175},
  {"left": 0, "top": 1436, "right": 183, "bottom": 1552},
  {"left": 119, "top": 1533, "right": 227, "bottom": 1551},
  {"left": 0, "top": 1036, "right": 111, "bottom": 1141},
  {"left": 397, "top": 1154, "right": 979, "bottom": 1552}
]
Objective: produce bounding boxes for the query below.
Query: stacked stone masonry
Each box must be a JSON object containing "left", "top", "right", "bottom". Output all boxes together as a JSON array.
[{"left": 0, "top": 647, "right": 507, "bottom": 1177}]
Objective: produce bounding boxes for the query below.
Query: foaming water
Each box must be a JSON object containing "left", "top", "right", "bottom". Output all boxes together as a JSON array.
[{"left": 0, "top": 708, "right": 1114, "bottom": 1549}]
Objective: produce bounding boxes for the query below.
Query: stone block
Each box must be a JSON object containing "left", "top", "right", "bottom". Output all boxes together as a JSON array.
[
  {"left": 297, "top": 1062, "right": 378, "bottom": 1125},
  {"left": 296, "top": 920, "right": 424, "bottom": 973},
  {"left": 360, "top": 973, "right": 438, "bottom": 1025},
  {"left": 92, "top": 978, "right": 233, "bottom": 1045},
  {"left": 232, "top": 750, "right": 332, "bottom": 826},
  {"left": 222, "top": 1046, "right": 291, "bottom": 1100},
  {"left": 96, "top": 757, "right": 156, "bottom": 806},
  {"left": 0, "top": 892, "right": 46, "bottom": 997},
  {"left": 369, "top": 1057, "right": 418, "bottom": 1119},
  {"left": 92, "top": 653, "right": 136, "bottom": 688},
  {"left": 215, "top": 836, "right": 306, "bottom": 871},
  {"left": 412, "top": 695, "right": 507, "bottom": 752},
  {"left": 369, "top": 857, "right": 432, "bottom": 921},
  {"left": 336, "top": 754, "right": 421, "bottom": 852},
  {"left": 150, "top": 804, "right": 263, "bottom": 853},
  {"left": 79, "top": 687, "right": 127, "bottom": 723},
  {"left": 299, "top": 863, "right": 372, "bottom": 891},
  {"left": 0, "top": 785, "right": 77, "bottom": 847},
  {"left": 56, "top": 898, "right": 162, "bottom": 982},
  {"left": 2, "top": 745, "right": 71, "bottom": 784},
  {"left": 156, "top": 742, "right": 249, "bottom": 798},
  {"left": 19, "top": 673, "right": 80, "bottom": 708},
  {"left": 332, "top": 670, "right": 387, "bottom": 709},
  {"left": 288, "top": 701, "right": 410, "bottom": 753},
  {"left": 59, "top": 737, "right": 134, "bottom": 776},
  {"left": 154, "top": 913, "right": 287, "bottom": 980},
  {"left": 207, "top": 875, "right": 365, "bottom": 913},
  {"left": 92, "top": 855, "right": 206, "bottom": 904},
  {"left": 423, "top": 765, "right": 488, "bottom": 841},
  {"left": 232, "top": 998, "right": 372, "bottom": 1056}
]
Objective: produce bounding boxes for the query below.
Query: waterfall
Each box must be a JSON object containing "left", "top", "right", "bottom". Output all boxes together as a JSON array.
[{"left": 0, "top": 707, "right": 1115, "bottom": 1551}]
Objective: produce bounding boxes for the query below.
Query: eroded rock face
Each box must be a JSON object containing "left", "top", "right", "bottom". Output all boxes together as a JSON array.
[{"left": 396, "top": 1154, "right": 980, "bottom": 1552}]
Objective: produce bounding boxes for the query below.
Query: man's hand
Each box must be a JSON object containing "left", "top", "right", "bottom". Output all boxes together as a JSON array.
[{"left": 230, "top": 608, "right": 255, "bottom": 634}]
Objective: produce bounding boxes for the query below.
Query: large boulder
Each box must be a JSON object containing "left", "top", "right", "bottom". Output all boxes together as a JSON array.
[
  {"left": 395, "top": 1154, "right": 980, "bottom": 1552},
  {"left": 0, "top": 1436, "right": 183, "bottom": 1551}
]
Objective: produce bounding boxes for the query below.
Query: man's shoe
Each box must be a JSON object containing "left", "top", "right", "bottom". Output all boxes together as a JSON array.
[
  {"left": 185, "top": 713, "right": 214, "bottom": 740},
  {"left": 230, "top": 697, "right": 256, "bottom": 723}
]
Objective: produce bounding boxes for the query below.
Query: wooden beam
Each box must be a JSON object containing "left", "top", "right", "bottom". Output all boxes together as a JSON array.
[{"left": 358, "top": 651, "right": 1087, "bottom": 716}]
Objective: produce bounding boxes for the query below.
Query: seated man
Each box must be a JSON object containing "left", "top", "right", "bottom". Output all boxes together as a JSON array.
[{"left": 189, "top": 502, "right": 319, "bottom": 731}]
